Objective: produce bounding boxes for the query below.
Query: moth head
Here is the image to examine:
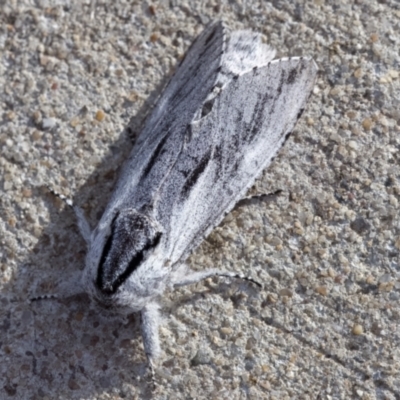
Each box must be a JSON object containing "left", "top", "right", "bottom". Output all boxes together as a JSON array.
[{"left": 85, "top": 209, "right": 164, "bottom": 313}]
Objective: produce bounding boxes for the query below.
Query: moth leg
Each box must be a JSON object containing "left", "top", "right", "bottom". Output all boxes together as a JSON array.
[
  {"left": 140, "top": 303, "right": 161, "bottom": 377},
  {"left": 235, "top": 189, "right": 282, "bottom": 209},
  {"left": 46, "top": 186, "right": 92, "bottom": 245},
  {"left": 72, "top": 205, "right": 92, "bottom": 245},
  {"left": 173, "top": 268, "right": 262, "bottom": 288}
]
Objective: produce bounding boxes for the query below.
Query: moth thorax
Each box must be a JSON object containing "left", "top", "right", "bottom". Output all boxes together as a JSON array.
[{"left": 96, "top": 209, "right": 162, "bottom": 295}]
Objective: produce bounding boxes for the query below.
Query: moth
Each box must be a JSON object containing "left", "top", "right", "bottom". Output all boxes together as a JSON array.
[{"left": 38, "top": 21, "right": 317, "bottom": 373}]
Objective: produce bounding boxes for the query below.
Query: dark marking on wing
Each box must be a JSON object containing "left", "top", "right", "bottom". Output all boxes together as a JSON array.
[
  {"left": 298, "top": 59, "right": 307, "bottom": 73},
  {"left": 282, "top": 130, "right": 292, "bottom": 146},
  {"left": 170, "top": 23, "right": 221, "bottom": 78},
  {"left": 204, "top": 28, "right": 217, "bottom": 46},
  {"left": 201, "top": 99, "right": 214, "bottom": 118},
  {"left": 297, "top": 107, "right": 305, "bottom": 120},
  {"left": 181, "top": 150, "right": 212, "bottom": 198},
  {"left": 245, "top": 91, "right": 272, "bottom": 143},
  {"left": 197, "top": 36, "right": 223, "bottom": 62},
  {"left": 235, "top": 43, "right": 252, "bottom": 54},
  {"left": 276, "top": 70, "right": 285, "bottom": 96},
  {"left": 231, "top": 110, "right": 243, "bottom": 151},
  {"left": 212, "top": 144, "right": 224, "bottom": 179},
  {"left": 232, "top": 159, "right": 241, "bottom": 175},
  {"left": 213, "top": 144, "right": 223, "bottom": 165},
  {"left": 287, "top": 67, "right": 299, "bottom": 84},
  {"left": 184, "top": 123, "right": 194, "bottom": 146},
  {"left": 142, "top": 133, "right": 169, "bottom": 178},
  {"left": 235, "top": 109, "right": 244, "bottom": 125},
  {"left": 223, "top": 111, "right": 239, "bottom": 157},
  {"left": 167, "top": 41, "right": 223, "bottom": 112}
]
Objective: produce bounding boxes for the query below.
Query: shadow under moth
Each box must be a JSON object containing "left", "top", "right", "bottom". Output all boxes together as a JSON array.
[{"left": 34, "top": 21, "right": 317, "bottom": 376}]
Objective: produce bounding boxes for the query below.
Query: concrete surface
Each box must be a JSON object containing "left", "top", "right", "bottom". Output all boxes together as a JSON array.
[{"left": 1, "top": 1, "right": 400, "bottom": 399}]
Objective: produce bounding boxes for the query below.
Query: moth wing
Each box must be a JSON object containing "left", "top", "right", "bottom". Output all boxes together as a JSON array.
[
  {"left": 159, "top": 57, "right": 318, "bottom": 262},
  {"left": 131, "top": 22, "right": 225, "bottom": 155},
  {"left": 107, "top": 22, "right": 226, "bottom": 212}
]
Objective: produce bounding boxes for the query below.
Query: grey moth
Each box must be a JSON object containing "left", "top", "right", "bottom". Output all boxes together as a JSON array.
[{"left": 37, "top": 21, "right": 317, "bottom": 373}]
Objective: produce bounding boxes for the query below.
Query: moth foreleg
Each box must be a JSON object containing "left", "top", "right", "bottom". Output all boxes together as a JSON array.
[
  {"left": 72, "top": 205, "right": 92, "bottom": 245},
  {"left": 140, "top": 303, "right": 161, "bottom": 377},
  {"left": 173, "top": 268, "right": 262, "bottom": 288}
]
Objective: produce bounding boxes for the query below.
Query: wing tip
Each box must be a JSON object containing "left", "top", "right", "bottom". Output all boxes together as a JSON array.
[{"left": 271, "top": 56, "right": 318, "bottom": 81}]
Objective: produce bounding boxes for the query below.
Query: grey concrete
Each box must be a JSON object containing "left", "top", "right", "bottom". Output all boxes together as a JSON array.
[{"left": 1, "top": 1, "right": 400, "bottom": 399}]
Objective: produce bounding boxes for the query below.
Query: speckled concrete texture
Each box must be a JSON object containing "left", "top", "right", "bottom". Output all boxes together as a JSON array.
[{"left": 1, "top": 1, "right": 400, "bottom": 399}]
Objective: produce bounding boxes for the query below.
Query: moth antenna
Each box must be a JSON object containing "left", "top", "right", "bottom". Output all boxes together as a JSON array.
[
  {"left": 28, "top": 294, "right": 59, "bottom": 304},
  {"left": 45, "top": 184, "right": 74, "bottom": 208},
  {"left": 45, "top": 185, "right": 92, "bottom": 244}
]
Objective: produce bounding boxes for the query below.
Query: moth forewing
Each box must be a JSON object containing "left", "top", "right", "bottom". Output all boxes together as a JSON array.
[{"left": 164, "top": 57, "right": 318, "bottom": 265}]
